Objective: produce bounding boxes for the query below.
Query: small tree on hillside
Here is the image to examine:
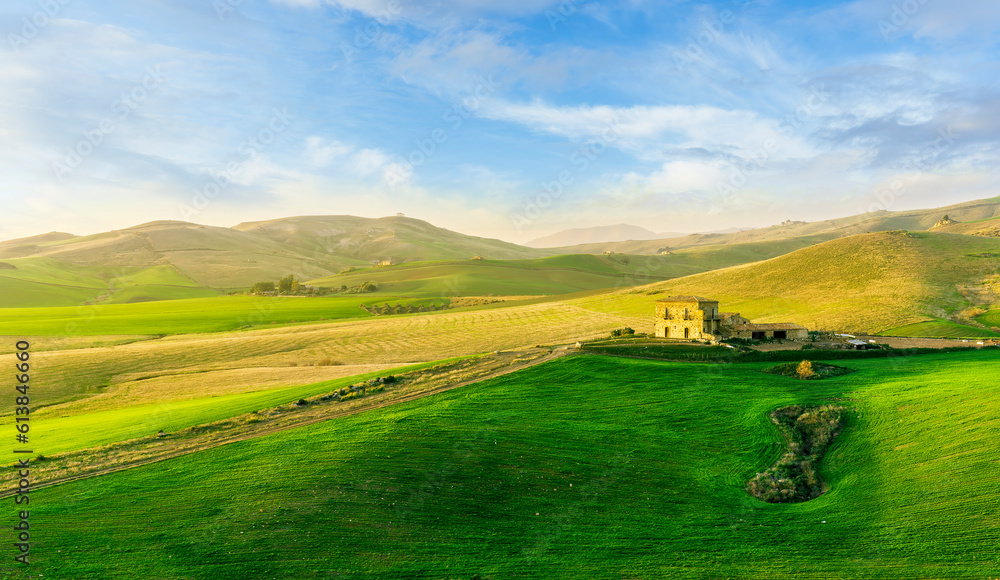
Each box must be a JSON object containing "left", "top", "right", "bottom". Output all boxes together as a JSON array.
[
  {"left": 796, "top": 360, "right": 815, "bottom": 379},
  {"left": 251, "top": 281, "right": 276, "bottom": 294},
  {"left": 278, "top": 274, "right": 300, "bottom": 294}
]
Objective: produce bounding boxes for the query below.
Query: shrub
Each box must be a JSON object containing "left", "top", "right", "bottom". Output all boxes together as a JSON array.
[
  {"left": 250, "top": 281, "right": 276, "bottom": 294},
  {"left": 340, "top": 392, "right": 358, "bottom": 402},
  {"left": 295, "top": 399, "right": 309, "bottom": 406},
  {"left": 610, "top": 327, "right": 636, "bottom": 338},
  {"left": 747, "top": 404, "right": 847, "bottom": 503},
  {"left": 796, "top": 360, "right": 815, "bottom": 379}
]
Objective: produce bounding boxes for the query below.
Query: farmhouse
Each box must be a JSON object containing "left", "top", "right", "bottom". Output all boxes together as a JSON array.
[{"left": 654, "top": 296, "right": 807, "bottom": 341}]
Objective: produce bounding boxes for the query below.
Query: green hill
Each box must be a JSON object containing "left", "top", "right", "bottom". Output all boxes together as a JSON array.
[
  {"left": 22, "top": 351, "right": 1000, "bottom": 578},
  {"left": 577, "top": 231, "right": 1000, "bottom": 334},
  {"left": 308, "top": 238, "right": 846, "bottom": 299},
  {"left": 233, "top": 214, "right": 545, "bottom": 262}
]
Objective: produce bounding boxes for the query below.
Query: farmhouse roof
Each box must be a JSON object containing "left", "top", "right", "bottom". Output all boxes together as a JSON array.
[
  {"left": 655, "top": 295, "right": 718, "bottom": 303},
  {"left": 731, "top": 323, "right": 807, "bottom": 331}
]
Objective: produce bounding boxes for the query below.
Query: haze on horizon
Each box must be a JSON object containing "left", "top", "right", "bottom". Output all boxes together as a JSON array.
[{"left": 1, "top": 0, "right": 998, "bottom": 244}]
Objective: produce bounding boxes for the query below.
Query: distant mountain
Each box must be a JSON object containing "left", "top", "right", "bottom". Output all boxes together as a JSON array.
[{"left": 526, "top": 224, "right": 680, "bottom": 248}]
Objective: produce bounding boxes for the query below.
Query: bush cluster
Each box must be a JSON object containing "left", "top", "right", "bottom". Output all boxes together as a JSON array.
[
  {"left": 747, "top": 404, "right": 847, "bottom": 503},
  {"left": 610, "top": 327, "right": 636, "bottom": 338},
  {"left": 364, "top": 303, "right": 447, "bottom": 315}
]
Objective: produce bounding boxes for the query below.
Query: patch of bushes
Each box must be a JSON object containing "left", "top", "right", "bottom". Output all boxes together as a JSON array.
[
  {"left": 344, "top": 281, "right": 379, "bottom": 293},
  {"left": 610, "top": 327, "right": 636, "bottom": 338},
  {"left": 764, "top": 360, "right": 855, "bottom": 380},
  {"left": 364, "top": 303, "right": 449, "bottom": 315},
  {"left": 747, "top": 404, "right": 848, "bottom": 503}
]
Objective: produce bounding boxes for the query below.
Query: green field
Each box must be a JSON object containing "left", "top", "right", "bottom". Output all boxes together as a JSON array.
[
  {"left": 0, "top": 257, "right": 224, "bottom": 308},
  {"left": 3, "top": 361, "right": 443, "bottom": 464},
  {"left": 17, "top": 351, "right": 1000, "bottom": 578},
  {"left": 310, "top": 254, "right": 643, "bottom": 297},
  {"left": 979, "top": 308, "right": 1000, "bottom": 328},
  {"left": 0, "top": 295, "right": 447, "bottom": 336},
  {"left": 308, "top": 242, "right": 856, "bottom": 299},
  {"left": 879, "top": 319, "right": 1000, "bottom": 339}
]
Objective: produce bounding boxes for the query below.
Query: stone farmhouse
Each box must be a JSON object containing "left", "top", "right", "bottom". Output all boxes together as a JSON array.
[{"left": 654, "top": 296, "right": 808, "bottom": 341}]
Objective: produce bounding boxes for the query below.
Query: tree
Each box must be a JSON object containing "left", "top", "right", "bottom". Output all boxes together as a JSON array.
[
  {"left": 278, "top": 274, "right": 299, "bottom": 294},
  {"left": 251, "top": 281, "right": 275, "bottom": 294}
]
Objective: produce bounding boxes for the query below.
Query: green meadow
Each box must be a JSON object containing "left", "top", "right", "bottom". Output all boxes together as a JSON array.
[
  {"left": 879, "top": 319, "right": 1000, "bottom": 339},
  {"left": 0, "top": 295, "right": 443, "bottom": 336},
  {"left": 17, "top": 351, "right": 1000, "bottom": 579},
  {"left": 3, "top": 361, "right": 444, "bottom": 464}
]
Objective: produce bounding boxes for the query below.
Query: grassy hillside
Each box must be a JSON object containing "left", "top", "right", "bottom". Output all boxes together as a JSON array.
[
  {"left": 18, "top": 351, "right": 1000, "bottom": 578},
  {"left": 310, "top": 254, "right": 656, "bottom": 297},
  {"left": 0, "top": 221, "right": 360, "bottom": 296},
  {"left": 879, "top": 319, "right": 1000, "bottom": 339},
  {"left": 550, "top": 196, "right": 1000, "bottom": 255},
  {"left": 0, "top": 257, "right": 225, "bottom": 307},
  {"left": 234, "top": 214, "right": 545, "bottom": 261},
  {"left": 308, "top": 239, "right": 848, "bottom": 299},
  {"left": 575, "top": 231, "right": 1000, "bottom": 334}
]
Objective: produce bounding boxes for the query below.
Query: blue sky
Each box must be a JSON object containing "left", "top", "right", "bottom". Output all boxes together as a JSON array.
[{"left": 1, "top": 0, "right": 998, "bottom": 243}]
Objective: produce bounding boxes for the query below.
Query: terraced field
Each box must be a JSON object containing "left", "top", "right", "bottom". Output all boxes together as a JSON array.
[{"left": 14, "top": 351, "right": 999, "bottom": 578}]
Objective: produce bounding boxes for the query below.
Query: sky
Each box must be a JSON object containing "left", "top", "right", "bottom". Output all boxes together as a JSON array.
[{"left": 1, "top": 0, "right": 999, "bottom": 244}]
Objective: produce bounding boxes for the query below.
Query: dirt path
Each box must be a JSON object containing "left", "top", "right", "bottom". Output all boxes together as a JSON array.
[{"left": 2, "top": 346, "right": 575, "bottom": 497}]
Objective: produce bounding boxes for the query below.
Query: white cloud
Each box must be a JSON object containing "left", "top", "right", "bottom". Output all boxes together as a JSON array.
[
  {"left": 302, "top": 137, "right": 395, "bottom": 178},
  {"left": 480, "top": 99, "right": 815, "bottom": 162}
]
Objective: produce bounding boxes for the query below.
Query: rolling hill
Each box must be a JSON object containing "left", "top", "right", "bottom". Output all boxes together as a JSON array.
[
  {"left": 525, "top": 223, "right": 672, "bottom": 247},
  {"left": 576, "top": 230, "right": 1000, "bottom": 335},
  {"left": 550, "top": 196, "right": 1000, "bottom": 255},
  {"left": 0, "top": 216, "right": 548, "bottom": 307},
  {"left": 234, "top": 214, "right": 545, "bottom": 262},
  {"left": 3, "top": 197, "right": 1000, "bottom": 309}
]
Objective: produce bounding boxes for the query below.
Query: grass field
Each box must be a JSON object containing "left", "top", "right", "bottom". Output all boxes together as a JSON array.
[
  {"left": 979, "top": 308, "right": 1000, "bottom": 328},
  {"left": 879, "top": 319, "right": 1000, "bottom": 339},
  {"left": 4, "top": 361, "right": 441, "bottom": 464},
  {"left": 14, "top": 351, "right": 999, "bottom": 578},
  {"left": 0, "top": 297, "right": 646, "bottom": 411},
  {"left": 0, "top": 257, "right": 226, "bottom": 307},
  {"left": 0, "top": 295, "right": 402, "bottom": 336},
  {"left": 309, "top": 254, "right": 644, "bottom": 297},
  {"left": 308, "top": 241, "right": 856, "bottom": 299}
]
